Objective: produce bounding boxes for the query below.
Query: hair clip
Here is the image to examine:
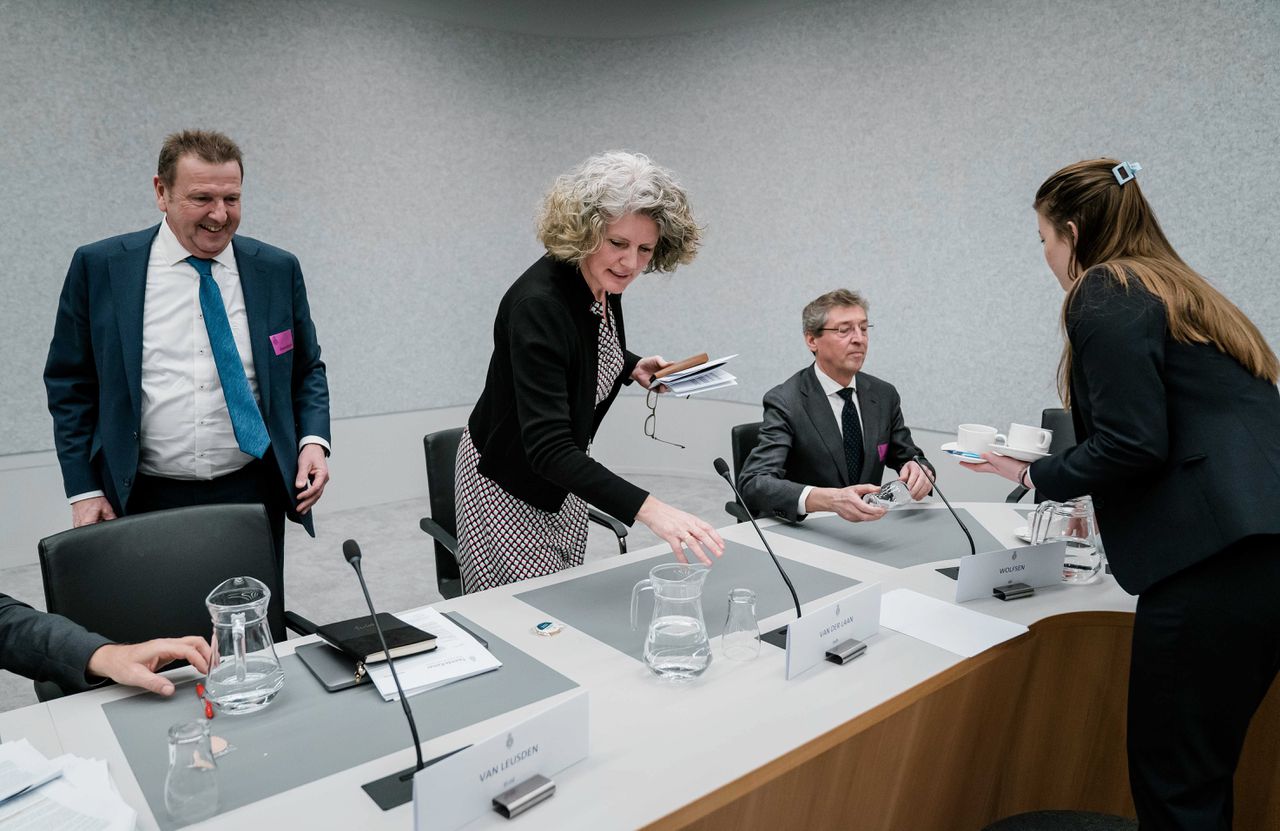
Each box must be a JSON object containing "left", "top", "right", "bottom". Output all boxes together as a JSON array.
[{"left": 1112, "top": 161, "right": 1143, "bottom": 185}]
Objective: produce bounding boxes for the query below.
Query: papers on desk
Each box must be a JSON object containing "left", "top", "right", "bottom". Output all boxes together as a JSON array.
[
  {"left": 658, "top": 355, "right": 738, "bottom": 396},
  {"left": 366, "top": 607, "right": 502, "bottom": 701},
  {"left": 880, "top": 589, "right": 1028, "bottom": 657},
  {"left": 0, "top": 740, "right": 134, "bottom": 830}
]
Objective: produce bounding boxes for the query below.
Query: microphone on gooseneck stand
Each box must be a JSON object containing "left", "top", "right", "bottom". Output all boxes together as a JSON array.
[
  {"left": 714, "top": 458, "right": 801, "bottom": 647},
  {"left": 343, "top": 539, "right": 425, "bottom": 810},
  {"left": 912, "top": 455, "right": 976, "bottom": 557}
]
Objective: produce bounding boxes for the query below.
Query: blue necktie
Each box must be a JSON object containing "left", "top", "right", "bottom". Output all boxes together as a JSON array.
[
  {"left": 187, "top": 257, "right": 270, "bottom": 459},
  {"left": 837, "top": 387, "right": 863, "bottom": 484}
]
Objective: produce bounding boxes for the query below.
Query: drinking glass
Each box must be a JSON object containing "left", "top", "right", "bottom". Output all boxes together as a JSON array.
[
  {"left": 722, "top": 588, "right": 761, "bottom": 662},
  {"left": 164, "top": 720, "right": 219, "bottom": 823}
]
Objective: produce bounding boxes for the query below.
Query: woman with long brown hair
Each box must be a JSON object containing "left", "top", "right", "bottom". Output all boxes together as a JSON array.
[{"left": 967, "top": 158, "right": 1280, "bottom": 829}]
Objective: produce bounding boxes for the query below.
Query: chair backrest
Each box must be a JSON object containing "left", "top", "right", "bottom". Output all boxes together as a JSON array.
[
  {"left": 1042, "top": 408, "right": 1077, "bottom": 454},
  {"left": 38, "top": 504, "right": 285, "bottom": 648},
  {"left": 423, "top": 427, "right": 464, "bottom": 585},
  {"left": 731, "top": 422, "right": 763, "bottom": 485}
]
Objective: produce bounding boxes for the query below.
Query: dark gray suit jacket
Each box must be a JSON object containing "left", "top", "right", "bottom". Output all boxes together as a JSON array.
[
  {"left": 738, "top": 365, "right": 928, "bottom": 522},
  {"left": 0, "top": 594, "right": 109, "bottom": 692}
]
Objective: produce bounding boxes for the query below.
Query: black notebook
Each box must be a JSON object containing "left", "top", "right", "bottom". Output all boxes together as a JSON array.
[{"left": 315, "top": 613, "right": 436, "bottom": 665}]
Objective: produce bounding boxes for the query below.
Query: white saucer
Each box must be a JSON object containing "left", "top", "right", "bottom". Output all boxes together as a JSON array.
[
  {"left": 1013, "top": 526, "right": 1032, "bottom": 544},
  {"left": 989, "top": 443, "right": 1051, "bottom": 462},
  {"left": 940, "top": 442, "right": 988, "bottom": 463}
]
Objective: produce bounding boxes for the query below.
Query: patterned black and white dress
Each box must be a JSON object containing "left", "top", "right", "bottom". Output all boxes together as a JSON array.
[{"left": 455, "top": 297, "right": 626, "bottom": 593}]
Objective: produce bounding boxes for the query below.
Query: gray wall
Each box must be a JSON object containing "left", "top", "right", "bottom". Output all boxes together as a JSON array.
[{"left": 3, "top": 0, "right": 1278, "bottom": 462}]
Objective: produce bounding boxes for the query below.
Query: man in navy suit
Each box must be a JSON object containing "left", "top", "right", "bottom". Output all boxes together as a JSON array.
[{"left": 44, "top": 130, "right": 331, "bottom": 583}]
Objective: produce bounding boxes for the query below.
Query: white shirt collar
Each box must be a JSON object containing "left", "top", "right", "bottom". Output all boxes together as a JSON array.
[
  {"left": 154, "top": 217, "right": 236, "bottom": 271},
  {"left": 813, "top": 363, "right": 857, "bottom": 398}
]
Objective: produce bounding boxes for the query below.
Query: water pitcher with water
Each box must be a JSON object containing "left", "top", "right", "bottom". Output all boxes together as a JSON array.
[
  {"left": 205, "top": 576, "right": 284, "bottom": 714},
  {"left": 630, "top": 563, "right": 712, "bottom": 679},
  {"left": 1030, "top": 495, "right": 1106, "bottom": 584}
]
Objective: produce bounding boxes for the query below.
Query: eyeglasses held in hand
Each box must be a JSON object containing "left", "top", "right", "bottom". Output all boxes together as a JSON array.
[{"left": 644, "top": 388, "right": 686, "bottom": 449}]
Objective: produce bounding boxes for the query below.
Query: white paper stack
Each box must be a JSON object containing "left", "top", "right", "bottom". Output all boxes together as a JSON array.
[
  {"left": 367, "top": 607, "right": 502, "bottom": 701},
  {"left": 0, "top": 740, "right": 135, "bottom": 831},
  {"left": 879, "top": 589, "right": 1028, "bottom": 657},
  {"left": 658, "top": 354, "right": 738, "bottom": 396}
]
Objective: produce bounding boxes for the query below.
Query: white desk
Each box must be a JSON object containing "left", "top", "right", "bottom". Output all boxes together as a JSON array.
[{"left": 3, "top": 503, "right": 1277, "bottom": 830}]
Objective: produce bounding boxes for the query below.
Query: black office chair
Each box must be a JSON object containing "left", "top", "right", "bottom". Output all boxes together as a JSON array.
[
  {"left": 724, "top": 421, "right": 762, "bottom": 523},
  {"left": 1005, "top": 408, "right": 1077, "bottom": 503},
  {"left": 419, "top": 427, "right": 629, "bottom": 600},
  {"left": 35, "top": 503, "right": 315, "bottom": 701}
]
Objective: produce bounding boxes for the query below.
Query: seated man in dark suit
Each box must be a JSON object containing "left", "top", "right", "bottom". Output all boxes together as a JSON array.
[
  {"left": 0, "top": 593, "right": 209, "bottom": 696},
  {"left": 738, "top": 289, "right": 932, "bottom": 523}
]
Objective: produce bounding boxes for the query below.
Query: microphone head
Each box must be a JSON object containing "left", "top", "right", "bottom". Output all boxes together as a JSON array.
[
  {"left": 342, "top": 539, "right": 362, "bottom": 566},
  {"left": 713, "top": 457, "right": 731, "bottom": 479}
]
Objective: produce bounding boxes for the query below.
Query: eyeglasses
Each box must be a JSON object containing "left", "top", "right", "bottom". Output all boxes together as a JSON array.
[
  {"left": 818, "top": 323, "right": 873, "bottom": 339},
  {"left": 644, "top": 388, "right": 686, "bottom": 449}
]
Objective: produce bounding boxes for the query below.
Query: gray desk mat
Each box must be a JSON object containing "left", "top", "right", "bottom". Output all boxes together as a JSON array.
[
  {"left": 764, "top": 508, "right": 1004, "bottom": 568},
  {"left": 102, "top": 615, "right": 575, "bottom": 830},
  {"left": 514, "top": 540, "right": 859, "bottom": 661}
]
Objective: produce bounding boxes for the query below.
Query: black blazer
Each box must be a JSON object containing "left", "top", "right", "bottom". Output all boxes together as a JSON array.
[
  {"left": 467, "top": 256, "right": 648, "bottom": 523},
  {"left": 1030, "top": 268, "right": 1280, "bottom": 594},
  {"left": 738, "top": 365, "right": 928, "bottom": 522}
]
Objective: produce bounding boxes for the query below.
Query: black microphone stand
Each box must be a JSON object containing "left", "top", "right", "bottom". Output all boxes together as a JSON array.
[
  {"left": 344, "top": 539, "right": 431, "bottom": 810},
  {"left": 913, "top": 455, "right": 976, "bottom": 557},
  {"left": 714, "top": 458, "right": 801, "bottom": 648}
]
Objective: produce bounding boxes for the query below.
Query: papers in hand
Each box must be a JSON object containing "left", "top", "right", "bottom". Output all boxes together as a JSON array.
[
  {"left": 657, "top": 354, "right": 738, "bottom": 396},
  {"left": 0, "top": 740, "right": 135, "bottom": 830},
  {"left": 366, "top": 607, "right": 501, "bottom": 701}
]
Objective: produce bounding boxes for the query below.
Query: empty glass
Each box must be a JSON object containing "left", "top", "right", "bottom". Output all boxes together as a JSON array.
[
  {"left": 722, "top": 588, "right": 761, "bottom": 662},
  {"left": 630, "top": 563, "right": 712, "bottom": 680},
  {"left": 863, "top": 479, "right": 912, "bottom": 510},
  {"left": 1030, "top": 495, "right": 1106, "bottom": 584},
  {"left": 205, "top": 576, "right": 284, "bottom": 714},
  {"left": 164, "top": 720, "right": 219, "bottom": 823}
]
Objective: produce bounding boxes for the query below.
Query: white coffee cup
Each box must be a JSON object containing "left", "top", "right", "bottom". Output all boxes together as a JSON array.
[
  {"left": 996, "top": 422, "right": 1053, "bottom": 452},
  {"left": 957, "top": 424, "right": 999, "bottom": 453}
]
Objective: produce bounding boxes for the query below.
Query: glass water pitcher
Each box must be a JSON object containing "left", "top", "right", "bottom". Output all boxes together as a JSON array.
[
  {"left": 1030, "top": 495, "right": 1106, "bottom": 584},
  {"left": 630, "top": 563, "right": 712, "bottom": 680},
  {"left": 204, "top": 576, "right": 284, "bottom": 714}
]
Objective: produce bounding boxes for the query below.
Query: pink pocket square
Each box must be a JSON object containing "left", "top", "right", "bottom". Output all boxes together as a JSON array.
[
  {"left": 269, "top": 330, "right": 294, "bottom": 356},
  {"left": 877, "top": 442, "right": 888, "bottom": 462}
]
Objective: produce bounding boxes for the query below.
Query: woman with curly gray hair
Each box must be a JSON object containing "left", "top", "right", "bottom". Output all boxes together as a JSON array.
[{"left": 455, "top": 151, "right": 725, "bottom": 593}]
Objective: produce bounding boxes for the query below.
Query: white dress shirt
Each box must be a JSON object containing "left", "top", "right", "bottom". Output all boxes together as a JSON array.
[
  {"left": 69, "top": 220, "right": 329, "bottom": 503},
  {"left": 798, "top": 364, "right": 864, "bottom": 515}
]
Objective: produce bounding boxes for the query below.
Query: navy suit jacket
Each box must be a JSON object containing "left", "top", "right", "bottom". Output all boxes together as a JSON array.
[
  {"left": 738, "top": 365, "right": 929, "bottom": 522},
  {"left": 44, "top": 225, "right": 330, "bottom": 534}
]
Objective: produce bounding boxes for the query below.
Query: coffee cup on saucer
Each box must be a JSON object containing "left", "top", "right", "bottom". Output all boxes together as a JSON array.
[
  {"left": 994, "top": 423, "right": 1053, "bottom": 453},
  {"left": 956, "top": 424, "right": 1000, "bottom": 454}
]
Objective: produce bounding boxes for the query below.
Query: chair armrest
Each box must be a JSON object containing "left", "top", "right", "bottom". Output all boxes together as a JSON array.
[
  {"left": 1005, "top": 484, "right": 1030, "bottom": 503},
  {"left": 588, "top": 508, "right": 628, "bottom": 554},
  {"left": 587, "top": 508, "right": 628, "bottom": 540},
  {"left": 284, "top": 610, "right": 318, "bottom": 637},
  {"left": 419, "top": 517, "right": 459, "bottom": 556},
  {"left": 724, "top": 501, "right": 751, "bottom": 523}
]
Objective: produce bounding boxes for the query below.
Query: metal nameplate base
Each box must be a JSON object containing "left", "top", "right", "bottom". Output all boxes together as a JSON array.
[
  {"left": 824, "top": 638, "right": 867, "bottom": 664},
  {"left": 492, "top": 774, "right": 555, "bottom": 819},
  {"left": 992, "top": 582, "right": 1035, "bottom": 601}
]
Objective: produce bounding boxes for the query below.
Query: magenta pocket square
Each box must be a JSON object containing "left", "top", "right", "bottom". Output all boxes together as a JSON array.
[
  {"left": 269, "top": 330, "right": 294, "bottom": 356},
  {"left": 877, "top": 442, "right": 888, "bottom": 462}
]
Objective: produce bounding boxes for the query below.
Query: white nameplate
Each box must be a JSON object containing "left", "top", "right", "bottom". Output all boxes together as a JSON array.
[
  {"left": 413, "top": 690, "right": 588, "bottom": 831},
  {"left": 785, "top": 583, "right": 881, "bottom": 680},
  {"left": 955, "top": 542, "right": 1065, "bottom": 602}
]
